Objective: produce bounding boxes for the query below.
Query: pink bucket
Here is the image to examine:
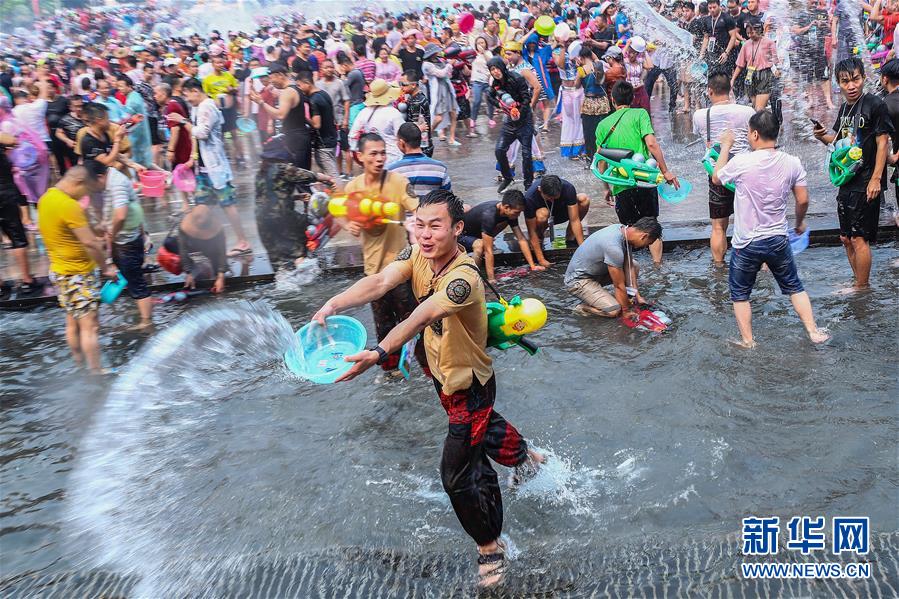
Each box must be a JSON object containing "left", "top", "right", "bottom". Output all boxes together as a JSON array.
[
  {"left": 172, "top": 163, "right": 196, "bottom": 193},
  {"left": 139, "top": 170, "right": 168, "bottom": 198}
]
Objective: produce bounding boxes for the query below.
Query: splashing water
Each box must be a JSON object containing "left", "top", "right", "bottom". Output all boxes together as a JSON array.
[
  {"left": 274, "top": 257, "right": 322, "bottom": 293},
  {"left": 64, "top": 302, "right": 299, "bottom": 596}
]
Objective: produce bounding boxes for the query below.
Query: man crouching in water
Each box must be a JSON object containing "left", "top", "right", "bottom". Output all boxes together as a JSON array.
[{"left": 313, "top": 189, "right": 544, "bottom": 587}]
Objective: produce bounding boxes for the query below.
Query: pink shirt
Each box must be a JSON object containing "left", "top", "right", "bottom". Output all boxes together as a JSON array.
[
  {"left": 736, "top": 38, "right": 777, "bottom": 70},
  {"left": 375, "top": 58, "right": 401, "bottom": 82}
]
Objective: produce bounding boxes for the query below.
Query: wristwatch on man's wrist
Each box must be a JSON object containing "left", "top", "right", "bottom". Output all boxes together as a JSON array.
[{"left": 370, "top": 345, "right": 388, "bottom": 365}]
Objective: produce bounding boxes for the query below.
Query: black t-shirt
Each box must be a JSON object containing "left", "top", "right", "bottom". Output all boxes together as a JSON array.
[
  {"left": 883, "top": 90, "right": 899, "bottom": 152},
  {"left": 80, "top": 129, "right": 113, "bottom": 163},
  {"left": 794, "top": 8, "right": 830, "bottom": 51},
  {"left": 832, "top": 93, "right": 895, "bottom": 191},
  {"left": 682, "top": 17, "right": 706, "bottom": 51},
  {"left": 46, "top": 97, "right": 69, "bottom": 132},
  {"left": 309, "top": 89, "right": 337, "bottom": 148},
  {"left": 0, "top": 146, "right": 17, "bottom": 196},
  {"left": 58, "top": 114, "right": 85, "bottom": 141},
  {"left": 523, "top": 178, "right": 579, "bottom": 223},
  {"left": 737, "top": 11, "right": 765, "bottom": 39},
  {"left": 351, "top": 33, "right": 367, "bottom": 53},
  {"left": 703, "top": 13, "right": 738, "bottom": 57},
  {"left": 398, "top": 47, "right": 424, "bottom": 78},
  {"left": 463, "top": 201, "right": 515, "bottom": 238}
]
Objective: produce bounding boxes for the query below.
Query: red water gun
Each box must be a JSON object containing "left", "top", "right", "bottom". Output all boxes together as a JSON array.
[
  {"left": 498, "top": 92, "right": 521, "bottom": 120},
  {"left": 120, "top": 113, "right": 145, "bottom": 131}
]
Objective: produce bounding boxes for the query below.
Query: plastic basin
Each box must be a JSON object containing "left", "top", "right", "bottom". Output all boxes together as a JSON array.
[
  {"left": 139, "top": 170, "right": 168, "bottom": 198},
  {"left": 172, "top": 163, "right": 196, "bottom": 193},
  {"left": 284, "top": 316, "right": 368, "bottom": 384},
  {"left": 789, "top": 228, "right": 810, "bottom": 255},
  {"left": 658, "top": 179, "right": 692, "bottom": 204},
  {"left": 236, "top": 117, "right": 257, "bottom": 133}
]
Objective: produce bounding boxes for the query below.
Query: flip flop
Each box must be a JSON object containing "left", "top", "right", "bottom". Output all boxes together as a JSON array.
[{"left": 227, "top": 246, "right": 252, "bottom": 257}]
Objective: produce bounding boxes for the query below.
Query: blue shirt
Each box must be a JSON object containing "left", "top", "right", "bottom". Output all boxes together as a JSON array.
[{"left": 386, "top": 152, "right": 451, "bottom": 198}]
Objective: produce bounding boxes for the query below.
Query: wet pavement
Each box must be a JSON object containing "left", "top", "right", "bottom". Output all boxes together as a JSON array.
[{"left": 2, "top": 88, "right": 897, "bottom": 288}]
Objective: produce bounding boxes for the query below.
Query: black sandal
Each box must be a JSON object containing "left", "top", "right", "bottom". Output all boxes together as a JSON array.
[{"left": 477, "top": 546, "right": 507, "bottom": 587}]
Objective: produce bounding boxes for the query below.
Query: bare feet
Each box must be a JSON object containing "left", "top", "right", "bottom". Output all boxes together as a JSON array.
[
  {"left": 728, "top": 337, "right": 757, "bottom": 349},
  {"left": 128, "top": 320, "right": 154, "bottom": 332},
  {"left": 808, "top": 328, "right": 831, "bottom": 344},
  {"left": 477, "top": 539, "right": 507, "bottom": 587}
]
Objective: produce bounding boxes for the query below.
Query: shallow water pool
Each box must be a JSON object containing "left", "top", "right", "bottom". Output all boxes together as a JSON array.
[{"left": 1, "top": 244, "right": 897, "bottom": 597}]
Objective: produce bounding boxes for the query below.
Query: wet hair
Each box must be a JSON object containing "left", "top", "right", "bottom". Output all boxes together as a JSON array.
[
  {"left": 707, "top": 69, "right": 731, "bottom": 95},
  {"left": 748, "top": 109, "right": 779, "bottom": 141},
  {"left": 357, "top": 132, "right": 385, "bottom": 153},
  {"left": 182, "top": 77, "right": 204, "bottom": 92},
  {"left": 834, "top": 57, "right": 865, "bottom": 81},
  {"left": 418, "top": 189, "right": 465, "bottom": 224},
  {"left": 83, "top": 102, "right": 109, "bottom": 122},
  {"left": 881, "top": 58, "right": 899, "bottom": 84},
  {"left": 611, "top": 80, "right": 635, "bottom": 107},
  {"left": 397, "top": 121, "right": 422, "bottom": 147},
  {"left": 501, "top": 189, "right": 525, "bottom": 210},
  {"left": 632, "top": 217, "right": 663, "bottom": 242},
  {"left": 539, "top": 174, "right": 562, "bottom": 198}
]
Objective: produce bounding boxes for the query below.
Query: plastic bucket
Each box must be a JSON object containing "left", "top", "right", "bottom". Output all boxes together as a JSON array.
[
  {"left": 284, "top": 315, "right": 367, "bottom": 384},
  {"left": 100, "top": 273, "right": 128, "bottom": 304},
  {"left": 139, "top": 170, "right": 168, "bottom": 198},
  {"left": 789, "top": 228, "right": 810, "bottom": 254},
  {"left": 236, "top": 116, "right": 257, "bottom": 133},
  {"left": 658, "top": 179, "right": 692, "bottom": 204},
  {"left": 172, "top": 163, "right": 196, "bottom": 193}
]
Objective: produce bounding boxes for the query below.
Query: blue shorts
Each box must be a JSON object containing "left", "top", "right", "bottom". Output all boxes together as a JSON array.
[
  {"left": 459, "top": 234, "right": 478, "bottom": 252},
  {"left": 194, "top": 173, "right": 236, "bottom": 207},
  {"left": 729, "top": 235, "right": 804, "bottom": 302}
]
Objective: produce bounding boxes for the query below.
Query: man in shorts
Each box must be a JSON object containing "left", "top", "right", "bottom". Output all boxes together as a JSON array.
[
  {"left": 522, "top": 174, "right": 590, "bottom": 266},
  {"left": 565, "top": 218, "right": 661, "bottom": 318},
  {"left": 37, "top": 166, "right": 117, "bottom": 373},
  {"left": 594, "top": 81, "right": 679, "bottom": 264},
  {"left": 713, "top": 110, "right": 830, "bottom": 346},
  {"left": 692, "top": 70, "right": 755, "bottom": 264},
  {"left": 177, "top": 78, "right": 252, "bottom": 256},
  {"left": 813, "top": 57, "right": 893, "bottom": 290}
]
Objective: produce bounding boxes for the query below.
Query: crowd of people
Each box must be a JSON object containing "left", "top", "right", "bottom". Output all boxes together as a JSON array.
[{"left": 0, "top": 0, "right": 896, "bottom": 587}]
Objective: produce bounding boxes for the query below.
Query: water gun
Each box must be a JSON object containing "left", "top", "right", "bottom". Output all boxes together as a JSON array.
[
  {"left": 870, "top": 45, "right": 890, "bottom": 67},
  {"left": 306, "top": 214, "right": 335, "bottom": 253},
  {"left": 828, "top": 137, "right": 863, "bottom": 187},
  {"left": 120, "top": 113, "right": 144, "bottom": 131},
  {"left": 327, "top": 191, "right": 402, "bottom": 228},
  {"left": 498, "top": 92, "right": 521, "bottom": 120},
  {"left": 701, "top": 143, "right": 735, "bottom": 192},
  {"left": 591, "top": 147, "right": 662, "bottom": 189},
  {"left": 486, "top": 295, "right": 547, "bottom": 355},
  {"left": 852, "top": 40, "right": 881, "bottom": 54},
  {"left": 622, "top": 307, "right": 671, "bottom": 333},
  {"left": 394, "top": 92, "right": 411, "bottom": 113}
]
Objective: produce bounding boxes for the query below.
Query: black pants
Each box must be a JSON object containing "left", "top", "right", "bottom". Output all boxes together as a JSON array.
[
  {"left": 51, "top": 138, "right": 77, "bottom": 175},
  {"left": 645, "top": 66, "right": 678, "bottom": 111},
  {"left": 435, "top": 374, "right": 528, "bottom": 545},
  {"left": 495, "top": 120, "right": 535, "bottom": 187},
  {"left": 581, "top": 113, "right": 607, "bottom": 161},
  {"left": 370, "top": 282, "right": 428, "bottom": 373}
]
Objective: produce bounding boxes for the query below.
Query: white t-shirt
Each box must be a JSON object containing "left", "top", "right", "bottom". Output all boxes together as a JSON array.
[
  {"left": 692, "top": 103, "right": 756, "bottom": 155},
  {"left": 347, "top": 105, "right": 406, "bottom": 164},
  {"left": 12, "top": 99, "right": 50, "bottom": 142},
  {"left": 717, "top": 149, "right": 807, "bottom": 249}
]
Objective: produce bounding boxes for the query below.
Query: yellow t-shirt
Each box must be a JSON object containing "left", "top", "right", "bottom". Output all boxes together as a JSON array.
[
  {"left": 202, "top": 71, "right": 238, "bottom": 101},
  {"left": 344, "top": 171, "right": 419, "bottom": 275},
  {"left": 37, "top": 187, "right": 96, "bottom": 275},
  {"left": 394, "top": 244, "right": 493, "bottom": 394}
]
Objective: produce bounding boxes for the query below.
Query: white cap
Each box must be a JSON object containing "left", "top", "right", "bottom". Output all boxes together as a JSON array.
[
  {"left": 163, "top": 57, "right": 180, "bottom": 67},
  {"left": 629, "top": 35, "right": 647, "bottom": 53}
]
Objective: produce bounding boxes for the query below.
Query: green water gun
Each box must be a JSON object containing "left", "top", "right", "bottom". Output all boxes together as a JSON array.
[
  {"left": 828, "top": 138, "right": 863, "bottom": 187},
  {"left": 702, "top": 143, "right": 735, "bottom": 192},
  {"left": 485, "top": 295, "right": 547, "bottom": 355},
  {"left": 591, "top": 147, "right": 663, "bottom": 189}
]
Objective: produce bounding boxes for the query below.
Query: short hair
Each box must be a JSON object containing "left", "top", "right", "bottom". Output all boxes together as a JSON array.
[
  {"left": 632, "top": 217, "right": 663, "bottom": 242},
  {"left": 397, "top": 121, "right": 422, "bottom": 147},
  {"left": 403, "top": 69, "right": 421, "bottom": 83},
  {"left": 294, "top": 68, "right": 314, "bottom": 83},
  {"left": 182, "top": 77, "right": 204, "bottom": 92},
  {"left": 268, "top": 63, "right": 288, "bottom": 75},
  {"left": 83, "top": 102, "right": 109, "bottom": 122},
  {"left": 881, "top": 58, "right": 899, "bottom": 84},
  {"left": 682, "top": 1, "right": 695, "bottom": 9},
  {"left": 748, "top": 109, "right": 779, "bottom": 141},
  {"left": 418, "top": 189, "right": 465, "bottom": 223},
  {"left": 124, "top": 55, "right": 137, "bottom": 68},
  {"left": 539, "top": 174, "right": 562, "bottom": 198},
  {"left": 358, "top": 132, "right": 385, "bottom": 153},
  {"left": 84, "top": 159, "right": 108, "bottom": 180},
  {"left": 501, "top": 189, "right": 525, "bottom": 210},
  {"left": 154, "top": 82, "right": 172, "bottom": 97},
  {"left": 115, "top": 73, "right": 133, "bottom": 87},
  {"left": 834, "top": 57, "right": 865, "bottom": 81},
  {"left": 707, "top": 0, "right": 720, "bottom": 5},
  {"left": 611, "top": 80, "right": 634, "bottom": 107},
  {"left": 707, "top": 69, "right": 731, "bottom": 95}
]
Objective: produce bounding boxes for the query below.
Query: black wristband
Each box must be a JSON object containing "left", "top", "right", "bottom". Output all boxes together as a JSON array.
[{"left": 370, "top": 345, "right": 388, "bottom": 365}]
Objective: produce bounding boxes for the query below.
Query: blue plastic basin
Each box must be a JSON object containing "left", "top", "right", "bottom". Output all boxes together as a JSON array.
[{"left": 284, "top": 316, "right": 368, "bottom": 384}]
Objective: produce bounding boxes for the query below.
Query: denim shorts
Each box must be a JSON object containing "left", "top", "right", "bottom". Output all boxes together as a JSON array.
[
  {"left": 194, "top": 173, "right": 236, "bottom": 207},
  {"left": 729, "top": 235, "right": 804, "bottom": 302}
]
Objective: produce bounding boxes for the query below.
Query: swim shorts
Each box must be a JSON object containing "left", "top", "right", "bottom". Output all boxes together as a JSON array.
[
  {"left": 567, "top": 276, "right": 620, "bottom": 314},
  {"left": 51, "top": 270, "right": 100, "bottom": 319},
  {"left": 614, "top": 186, "right": 659, "bottom": 226},
  {"left": 837, "top": 188, "right": 881, "bottom": 243},
  {"left": 459, "top": 234, "right": 479, "bottom": 253},
  {"left": 194, "top": 173, "right": 236, "bottom": 207},
  {"left": 708, "top": 177, "right": 735, "bottom": 220}
]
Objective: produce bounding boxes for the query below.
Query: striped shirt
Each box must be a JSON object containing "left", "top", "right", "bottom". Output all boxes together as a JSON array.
[{"left": 386, "top": 153, "right": 452, "bottom": 198}]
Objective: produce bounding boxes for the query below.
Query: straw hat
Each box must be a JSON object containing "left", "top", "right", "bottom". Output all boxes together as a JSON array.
[{"left": 364, "top": 78, "right": 401, "bottom": 106}]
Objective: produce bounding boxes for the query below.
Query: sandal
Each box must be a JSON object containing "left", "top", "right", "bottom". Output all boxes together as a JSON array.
[
  {"left": 477, "top": 544, "right": 507, "bottom": 587},
  {"left": 227, "top": 246, "right": 252, "bottom": 257}
]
